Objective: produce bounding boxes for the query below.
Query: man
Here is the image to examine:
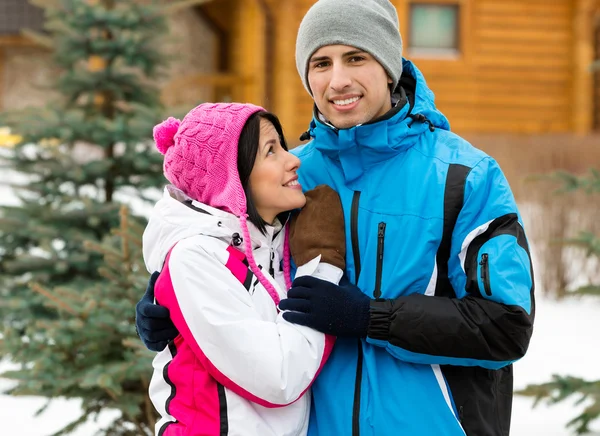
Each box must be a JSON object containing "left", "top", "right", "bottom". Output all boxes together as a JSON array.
[{"left": 137, "top": 0, "right": 534, "bottom": 434}]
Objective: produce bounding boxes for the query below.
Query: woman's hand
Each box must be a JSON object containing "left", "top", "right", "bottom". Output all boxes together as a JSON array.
[{"left": 289, "top": 184, "right": 346, "bottom": 270}]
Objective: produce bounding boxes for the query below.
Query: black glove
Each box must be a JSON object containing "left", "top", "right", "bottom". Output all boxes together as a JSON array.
[
  {"left": 279, "top": 275, "right": 371, "bottom": 338},
  {"left": 135, "top": 271, "right": 179, "bottom": 351}
]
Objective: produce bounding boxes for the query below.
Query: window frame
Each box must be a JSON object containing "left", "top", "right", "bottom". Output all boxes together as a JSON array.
[
  {"left": 400, "top": 0, "right": 472, "bottom": 67},
  {"left": 408, "top": 2, "right": 461, "bottom": 58}
]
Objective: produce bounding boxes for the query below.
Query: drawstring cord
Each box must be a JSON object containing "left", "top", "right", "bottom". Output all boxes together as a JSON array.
[
  {"left": 300, "top": 111, "right": 435, "bottom": 143},
  {"left": 238, "top": 214, "right": 281, "bottom": 306},
  {"left": 299, "top": 130, "right": 311, "bottom": 141},
  {"left": 408, "top": 114, "right": 436, "bottom": 132}
]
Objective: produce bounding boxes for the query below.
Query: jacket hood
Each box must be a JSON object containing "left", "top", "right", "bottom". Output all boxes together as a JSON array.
[
  {"left": 143, "top": 185, "right": 283, "bottom": 273},
  {"left": 306, "top": 59, "right": 450, "bottom": 185}
]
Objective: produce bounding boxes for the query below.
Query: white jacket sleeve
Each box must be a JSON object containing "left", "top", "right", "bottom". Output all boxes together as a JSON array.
[{"left": 154, "top": 236, "right": 334, "bottom": 408}]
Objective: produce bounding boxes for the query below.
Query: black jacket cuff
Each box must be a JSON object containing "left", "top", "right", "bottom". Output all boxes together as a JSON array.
[{"left": 368, "top": 299, "right": 393, "bottom": 341}]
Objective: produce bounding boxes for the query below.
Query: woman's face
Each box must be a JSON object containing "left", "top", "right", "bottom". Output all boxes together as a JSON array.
[{"left": 249, "top": 119, "right": 306, "bottom": 224}]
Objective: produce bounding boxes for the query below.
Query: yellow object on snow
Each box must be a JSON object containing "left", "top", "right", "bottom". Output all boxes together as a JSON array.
[{"left": 0, "top": 127, "right": 22, "bottom": 148}]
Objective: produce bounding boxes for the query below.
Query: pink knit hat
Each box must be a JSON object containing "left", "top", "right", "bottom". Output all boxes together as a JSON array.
[{"left": 153, "top": 103, "right": 292, "bottom": 303}]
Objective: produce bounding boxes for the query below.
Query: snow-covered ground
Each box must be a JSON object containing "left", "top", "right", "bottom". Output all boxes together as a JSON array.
[
  {"left": 1, "top": 292, "right": 598, "bottom": 435},
  {"left": 510, "top": 294, "right": 600, "bottom": 435}
]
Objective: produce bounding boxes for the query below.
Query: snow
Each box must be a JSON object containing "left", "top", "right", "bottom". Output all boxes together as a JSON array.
[
  {"left": 2, "top": 292, "right": 599, "bottom": 435},
  {"left": 0, "top": 376, "right": 120, "bottom": 436},
  {"left": 510, "top": 294, "right": 600, "bottom": 436},
  {"left": 1, "top": 153, "right": 599, "bottom": 435}
]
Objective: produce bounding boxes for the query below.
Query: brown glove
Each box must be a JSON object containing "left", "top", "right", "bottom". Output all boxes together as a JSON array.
[{"left": 289, "top": 184, "right": 345, "bottom": 270}]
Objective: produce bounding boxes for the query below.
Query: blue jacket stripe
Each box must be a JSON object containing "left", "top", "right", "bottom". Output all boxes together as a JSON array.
[{"left": 368, "top": 338, "right": 516, "bottom": 370}]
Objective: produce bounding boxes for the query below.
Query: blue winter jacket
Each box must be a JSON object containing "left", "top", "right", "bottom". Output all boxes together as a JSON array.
[{"left": 291, "top": 60, "right": 535, "bottom": 436}]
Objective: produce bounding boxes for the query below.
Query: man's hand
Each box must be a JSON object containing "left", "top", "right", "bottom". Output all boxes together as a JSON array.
[
  {"left": 279, "top": 276, "right": 371, "bottom": 337},
  {"left": 135, "top": 271, "right": 179, "bottom": 351}
]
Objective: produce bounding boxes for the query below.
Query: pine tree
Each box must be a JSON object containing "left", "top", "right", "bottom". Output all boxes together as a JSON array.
[
  {"left": 2, "top": 206, "right": 157, "bottom": 435},
  {"left": 0, "top": 0, "right": 174, "bottom": 433},
  {"left": 517, "top": 169, "right": 600, "bottom": 434},
  {"left": 0, "top": 0, "right": 167, "bottom": 328}
]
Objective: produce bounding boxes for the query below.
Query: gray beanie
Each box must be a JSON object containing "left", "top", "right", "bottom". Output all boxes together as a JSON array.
[{"left": 296, "top": 0, "right": 403, "bottom": 95}]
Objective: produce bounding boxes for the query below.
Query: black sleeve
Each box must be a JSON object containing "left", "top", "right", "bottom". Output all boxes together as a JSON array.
[{"left": 367, "top": 292, "right": 534, "bottom": 368}]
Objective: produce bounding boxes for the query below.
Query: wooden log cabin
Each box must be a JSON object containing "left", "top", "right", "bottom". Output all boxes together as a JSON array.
[
  {"left": 0, "top": 0, "right": 49, "bottom": 111},
  {"left": 2, "top": 0, "right": 600, "bottom": 143},
  {"left": 170, "top": 0, "right": 600, "bottom": 142}
]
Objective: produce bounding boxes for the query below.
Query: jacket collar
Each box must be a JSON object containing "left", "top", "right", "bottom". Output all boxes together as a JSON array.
[
  {"left": 143, "top": 186, "right": 284, "bottom": 272},
  {"left": 305, "top": 59, "right": 450, "bottom": 186}
]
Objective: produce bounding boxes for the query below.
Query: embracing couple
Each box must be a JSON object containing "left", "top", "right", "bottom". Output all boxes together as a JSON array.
[{"left": 135, "top": 0, "right": 535, "bottom": 435}]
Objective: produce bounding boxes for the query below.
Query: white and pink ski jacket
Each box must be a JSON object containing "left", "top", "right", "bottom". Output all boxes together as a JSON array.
[{"left": 143, "top": 186, "right": 336, "bottom": 436}]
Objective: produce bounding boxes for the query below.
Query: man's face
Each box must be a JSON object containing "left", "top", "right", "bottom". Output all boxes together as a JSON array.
[{"left": 307, "top": 44, "right": 393, "bottom": 129}]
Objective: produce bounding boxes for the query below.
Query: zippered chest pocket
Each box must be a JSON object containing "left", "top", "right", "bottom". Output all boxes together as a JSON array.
[
  {"left": 466, "top": 240, "right": 499, "bottom": 299},
  {"left": 374, "top": 222, "right": 386, "bottom": 299},
  {"left": 466, "top": 233, "right": 533, "bottom": 312},
  {"left": 478, "top": 252, "right": 492, "bottom": 296}
]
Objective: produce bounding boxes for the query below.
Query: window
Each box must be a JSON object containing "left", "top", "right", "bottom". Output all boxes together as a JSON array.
[
  {"left": 409, "top": 3, "right": 460, "bottom": 57},
  {"left": 0, "top": 0, "right": 45, "bottom": 36}
]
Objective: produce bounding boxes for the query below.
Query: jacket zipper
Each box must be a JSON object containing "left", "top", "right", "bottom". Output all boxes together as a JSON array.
[
  {"left": 269, "top": 227, "right": 281, "bottom": 278},
  {"left": 480, "top": 253, "right": 492, "bottom": 296},
  {"left": 374, "top": 222, "right": 386, "bottom": 299},
  {"left": 352, "top": 222, "right": 385, "bottom": 435},
  {"left": 269, "top": 249, "right": 275, "bottom": 277},
  {"left": 352, "top": 342, "right": 363, "bottom": 436},
  {"left": 350, "top": 191, "right": 362, "bottom": 436},
  {"left": 351, "top": 192, "right": 361, "bottom": 280}
]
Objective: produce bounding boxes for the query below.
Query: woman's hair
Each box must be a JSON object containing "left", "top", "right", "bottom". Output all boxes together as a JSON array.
[{"left": 237, "top": 111, "right": 289, "bottom": 233}]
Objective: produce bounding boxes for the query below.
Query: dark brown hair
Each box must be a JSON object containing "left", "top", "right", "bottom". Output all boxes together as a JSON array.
[{"left": 237, "top": 111, "right": 289, "bottom": 234}]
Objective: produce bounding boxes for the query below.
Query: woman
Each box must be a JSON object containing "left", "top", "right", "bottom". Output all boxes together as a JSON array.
[{"left": 143, "top": 103, "right": 344, "bottom": 436}]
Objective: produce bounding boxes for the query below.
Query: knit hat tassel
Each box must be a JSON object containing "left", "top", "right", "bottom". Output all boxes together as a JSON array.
[
  {"left": 239, "top": 214, "right": 281, "bottom": 306},
  {"left": 283, "top": 223, "right": 292, "bottom": 290}
]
